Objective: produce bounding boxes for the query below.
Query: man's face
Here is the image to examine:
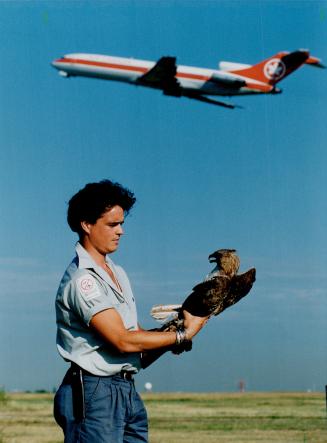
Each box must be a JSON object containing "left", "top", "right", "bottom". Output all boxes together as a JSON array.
[{"left": 82, "top": 205, "right": 125, "bottom": 255}]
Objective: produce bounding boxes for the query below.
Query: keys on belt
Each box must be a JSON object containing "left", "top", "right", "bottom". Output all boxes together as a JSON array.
[
  {"left": 120, "top": 371, "right": 134, "bottom": 380},
  {"left": 70, "top": 366, "right": 85, "bottom": 421},
  {"left": 69, "top": 365, "right": 134, "bottom": 421}
]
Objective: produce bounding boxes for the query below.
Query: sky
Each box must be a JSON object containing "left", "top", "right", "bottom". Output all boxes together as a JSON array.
[{"left": 0, "top": 0, "right": 326, "bottom": 393}]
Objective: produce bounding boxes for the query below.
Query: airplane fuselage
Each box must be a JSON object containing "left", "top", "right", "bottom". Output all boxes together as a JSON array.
[{"left": 52, "top": 53, "right": 271, "bottom": 97}]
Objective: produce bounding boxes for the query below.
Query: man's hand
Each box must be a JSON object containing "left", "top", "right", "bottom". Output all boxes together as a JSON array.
[{"left": 183, "top": 310, "right": 208, "bottom": 340}]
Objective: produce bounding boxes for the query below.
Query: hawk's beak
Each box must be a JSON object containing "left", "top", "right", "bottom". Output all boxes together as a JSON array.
[{"left": 208, "top": 254, "right": 217, "bottom": 263}]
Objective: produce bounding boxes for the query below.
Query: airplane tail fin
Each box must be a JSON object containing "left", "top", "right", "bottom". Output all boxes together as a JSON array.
[{"left": 229, "top": 50, "right": 310, "bottom": 85}]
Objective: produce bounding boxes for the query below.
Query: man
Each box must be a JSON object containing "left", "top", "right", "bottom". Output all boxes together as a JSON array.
[{"left": 54, "top": 180, "right": 207, "bottom": 443}]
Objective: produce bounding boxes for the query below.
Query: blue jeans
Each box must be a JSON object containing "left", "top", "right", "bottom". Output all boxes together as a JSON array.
[{"left": 54, "top": 370, "right": 148, "bottom": 443}]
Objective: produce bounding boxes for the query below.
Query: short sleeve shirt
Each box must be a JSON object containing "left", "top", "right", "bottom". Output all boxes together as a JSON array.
[{"left": 55, "top": 243, "right": 141, "bottom": 375}]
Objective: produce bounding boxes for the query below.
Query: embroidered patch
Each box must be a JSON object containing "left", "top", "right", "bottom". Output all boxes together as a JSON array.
[{"left": 76, "top": 275, "right": 100, "bottom": 301}]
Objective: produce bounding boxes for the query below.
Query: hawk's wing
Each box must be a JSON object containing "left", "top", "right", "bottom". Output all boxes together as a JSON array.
[
  {"left": 137, "top": 56, "right": 181, "bottom": 95},
  {"left": 213, "top": 268, "right": 256, "bottom": 315},
  {"left": 184, "top": 268, "right": 256, "bottom": 318},
  {"left": 182, "top": 276, "right": 230, "bottom": 317}
]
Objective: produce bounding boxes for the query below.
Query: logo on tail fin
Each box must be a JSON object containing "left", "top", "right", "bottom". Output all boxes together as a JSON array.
[{"left": 263, "top": 59, "right": 286, "bottom": 81}]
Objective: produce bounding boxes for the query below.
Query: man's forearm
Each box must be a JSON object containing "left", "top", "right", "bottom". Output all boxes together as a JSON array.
[
  {"left": 90, "top": 309, "right": 177, "bottom": 353},
  {"left": 90, "top": 307, "right": 205, "bottom": 355},
  {"left": 115, "top": 329, "right": 176, "bottom": 353}
]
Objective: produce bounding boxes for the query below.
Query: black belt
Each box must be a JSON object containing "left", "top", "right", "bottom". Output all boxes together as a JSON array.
[{"left": 70, "top": 363, "right": 134, "bottom": 380}]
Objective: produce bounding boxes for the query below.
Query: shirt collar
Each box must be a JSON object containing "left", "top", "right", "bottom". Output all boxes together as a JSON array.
[
  {"left": 75, "top": 242, "right": 98, "bottom": 269},
  {"left": 75, "top": 242, "right": 123, "bottom": 295}
]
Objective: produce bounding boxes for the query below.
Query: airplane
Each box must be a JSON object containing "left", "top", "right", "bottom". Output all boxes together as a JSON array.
[{"left": 51, "top": 50, "right": 324, "bottom": 109}]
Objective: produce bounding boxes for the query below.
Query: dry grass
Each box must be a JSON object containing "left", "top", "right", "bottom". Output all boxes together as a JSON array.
[
  {"left": 144, "top": 392, "right": 327, "bottom": 443},
  {"left": 0, "top": 392, "right": 326, "bottom": 442}
]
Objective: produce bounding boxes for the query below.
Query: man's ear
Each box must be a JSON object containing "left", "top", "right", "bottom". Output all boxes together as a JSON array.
[{"left": 80, "top": 221, "right": 92, "bottom": 235}]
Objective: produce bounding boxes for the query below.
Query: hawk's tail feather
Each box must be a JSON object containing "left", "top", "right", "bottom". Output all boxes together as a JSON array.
[{"left": 150, "top": 304, "right": 182, "bottom": 322}]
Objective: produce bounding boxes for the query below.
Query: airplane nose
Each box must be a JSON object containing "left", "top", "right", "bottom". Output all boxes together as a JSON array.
[
  {"left": 51, "top": 57, "right": 67, "bottom": 68},
  {"left": 51, "top": 59, "right": 69, "bottom": 77},
  {"left": 51, "top": 59, "right": 61, "bottom": 69}
]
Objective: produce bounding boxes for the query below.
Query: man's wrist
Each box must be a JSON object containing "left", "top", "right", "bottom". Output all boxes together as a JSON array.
[
  {"left": 172, "top": 327, "right": 192, "bottom": 355},
  {"left": 175, "top": 327, "right": 187, "bottom": 346}
]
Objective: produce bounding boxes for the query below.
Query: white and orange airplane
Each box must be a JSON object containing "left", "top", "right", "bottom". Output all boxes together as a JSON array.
[{"left": 52, "top": 50, "right": 324, "bottom": 108}]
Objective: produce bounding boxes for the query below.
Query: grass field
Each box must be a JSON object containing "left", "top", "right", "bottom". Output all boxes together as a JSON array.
[{"left": 0, "top": 391, "right": 326, "bottom": 442}]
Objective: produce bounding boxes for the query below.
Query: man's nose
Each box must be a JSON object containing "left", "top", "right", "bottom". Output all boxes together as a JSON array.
[{"left": 117, "top": 224, "right": 124, "bottom": 235}]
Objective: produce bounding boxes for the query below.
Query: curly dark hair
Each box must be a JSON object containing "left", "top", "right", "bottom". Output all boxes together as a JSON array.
[{"left": 67, "top": 180, "right": 136, "bottom": 236}]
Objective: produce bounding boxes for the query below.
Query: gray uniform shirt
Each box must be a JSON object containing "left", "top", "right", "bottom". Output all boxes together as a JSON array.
[{"left": 55, "top": 242, "right": 141, "bottom": 375}]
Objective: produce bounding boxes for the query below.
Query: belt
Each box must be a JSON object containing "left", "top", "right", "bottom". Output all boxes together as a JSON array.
[{"left": 70, "top": 363, "right": 134, "bottom": 381}]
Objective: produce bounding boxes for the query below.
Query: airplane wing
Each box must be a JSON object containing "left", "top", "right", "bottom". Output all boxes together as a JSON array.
[
  {"left": 183, "top": 92, "right": 241, "bottom": 109},
  {"left": 137, "top": 56, "right": 181, "bottom": 96}
]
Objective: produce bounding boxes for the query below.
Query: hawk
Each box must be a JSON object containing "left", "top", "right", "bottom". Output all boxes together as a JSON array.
[{"left": 141, "top": 249, "right": 256, "bottom": 368}]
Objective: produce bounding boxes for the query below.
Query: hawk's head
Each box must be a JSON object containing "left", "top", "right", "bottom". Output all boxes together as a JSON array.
[{"left": 208, "top": 249, "right": 240, "bottom": 277}]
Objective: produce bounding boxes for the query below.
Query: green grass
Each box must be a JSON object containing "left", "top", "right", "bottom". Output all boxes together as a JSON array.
[
  {"left": 0, "top": 390, "right": 7, "bottom": 406},
  {"left": 144, "top": 392, "right": 327, "bottom": 442},
  {"left": 0, "top": 392, "right": 326, "bottom": 442}
]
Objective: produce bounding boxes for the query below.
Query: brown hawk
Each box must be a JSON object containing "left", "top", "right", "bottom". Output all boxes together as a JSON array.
[{"left": 141, "top": 249, "right": 256, "bottom": 368}]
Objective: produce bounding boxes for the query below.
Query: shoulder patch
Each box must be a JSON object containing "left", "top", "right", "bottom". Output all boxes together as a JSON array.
[{"left": 76, "top": 274, "right": 101, "bottom": 301}]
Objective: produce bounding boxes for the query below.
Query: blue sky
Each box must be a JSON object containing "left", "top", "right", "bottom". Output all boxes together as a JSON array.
[{"left": 0, "top": 0, "right": 326, "bottom": 392}]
